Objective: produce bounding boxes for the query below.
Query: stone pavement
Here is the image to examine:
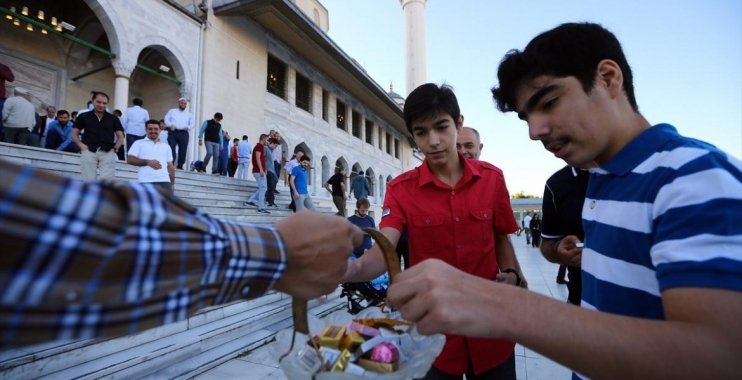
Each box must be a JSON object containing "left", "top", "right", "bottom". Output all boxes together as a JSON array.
[{"left": 191, "top": 234, "right": 574, "bottom": 380}]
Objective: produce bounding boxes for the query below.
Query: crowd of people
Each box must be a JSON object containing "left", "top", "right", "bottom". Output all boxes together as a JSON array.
[{"left": 1, "top": 22, "right": 740, "bottom": 380}]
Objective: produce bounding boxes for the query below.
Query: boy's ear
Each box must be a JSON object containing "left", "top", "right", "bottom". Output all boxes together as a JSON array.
[
  {"left": 456, "top": 114, "right": 465, "bottom": 129},
  {"left": 596, "top": 59, "right": 624, "bottom": 99}
]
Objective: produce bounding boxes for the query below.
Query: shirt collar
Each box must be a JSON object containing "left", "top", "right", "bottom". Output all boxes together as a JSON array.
[
  {"left": 417, "top": 152, "right": 480, "bottom": 189},
  {"left": 592, "top": 124, "right": 677, "bottom": 176}
]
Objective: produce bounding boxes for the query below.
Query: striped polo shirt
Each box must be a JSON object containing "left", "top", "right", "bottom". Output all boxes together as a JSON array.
[{"left": 582, "top": 124, "right": 741, "bottom": 318}]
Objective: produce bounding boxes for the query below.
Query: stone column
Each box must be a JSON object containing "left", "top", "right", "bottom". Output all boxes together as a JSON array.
[
  {"left": 111, "top": 60, "right": 135, "bottom": 113},
  {"left": 400, "top": 0, "right": 427, "bottom": 95}
]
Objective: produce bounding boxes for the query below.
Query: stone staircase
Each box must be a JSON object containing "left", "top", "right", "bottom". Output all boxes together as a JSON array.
[{"left": 0, "top": 142, "right": 345, "bottom": 379}]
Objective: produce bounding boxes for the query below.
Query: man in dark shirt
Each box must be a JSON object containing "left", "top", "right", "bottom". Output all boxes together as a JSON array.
[
  {"left": 540, "top": 165, "right": 588, "bottom": 305},
  {"left": 325, "top": 167, "right": 347, "bottom": 216},
  {"left": 72, "top": 91, "right": 125, "bottom": 180}
]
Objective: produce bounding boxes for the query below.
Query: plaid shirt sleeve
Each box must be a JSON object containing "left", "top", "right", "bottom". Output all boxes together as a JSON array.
[{"left": 0, "top": 159, "right": 287, "bottom": 348}]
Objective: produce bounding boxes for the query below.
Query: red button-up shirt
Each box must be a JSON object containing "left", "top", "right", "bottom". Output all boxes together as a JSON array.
[{"left": 380, "top": 155, "right": 518, "bottom": 375}]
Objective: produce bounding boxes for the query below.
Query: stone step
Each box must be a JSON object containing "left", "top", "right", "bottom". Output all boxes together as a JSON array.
[
  {"left": 0, "top": 142, "right": 344, "bottom": 379},
  {"left": 0, "top": 291, "right": 346, "bottom": 379}
]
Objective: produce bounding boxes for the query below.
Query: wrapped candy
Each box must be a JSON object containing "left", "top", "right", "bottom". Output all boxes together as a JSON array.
[{"left": 369, "top": 342, "right": 399, "bottom": 363}]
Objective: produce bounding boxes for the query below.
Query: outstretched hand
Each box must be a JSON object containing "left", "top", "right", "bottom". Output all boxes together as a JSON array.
[
  {"left": 273, "top": 211, "right": 364, "bottom": 299},
  {"left": 387, "top": 259, "right": 519, "bottom": 338}
]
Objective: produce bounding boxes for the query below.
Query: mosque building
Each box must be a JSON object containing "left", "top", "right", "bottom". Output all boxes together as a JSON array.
[{"left": 0, "top": 0, "right": 426, "bottom": 209}]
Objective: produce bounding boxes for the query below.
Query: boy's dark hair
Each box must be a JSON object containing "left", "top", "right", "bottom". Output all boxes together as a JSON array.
[
  {"left": 146, "top": 119, "right": 160, "bottom": 127},
  {"left": 299, "top": 155, "right": 310, "bottom": 162},
  {"left": 403, "top": 83, "right": 460, "bottom": 134},
  {"left": 133, "top": 98, "right": 143, "bottom": 106},
  {"left": 358, "top": 170, "right": 364, "bottom": 176},
  {"left": 242, "top": 135, "right": 248, "bottom": 140},
  {"left": 233, "top": 138, "right": 239, "bottom": 143},
  {"left": 491, "top": 22, "right": 638, "bottom": 114},
  {"left": 268, "top": 138, "right": 278, "bottom": 144},
  {"left": 57, "top": 110, "right": 69, "bottom": 117},
  {"left": 214, "top": 112, "right": 223, "bottom": 120}
]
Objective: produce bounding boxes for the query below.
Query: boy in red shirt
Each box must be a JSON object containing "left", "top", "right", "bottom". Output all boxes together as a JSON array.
[{"left": 344, "top": 83, "right": 525, "bottom": 379}]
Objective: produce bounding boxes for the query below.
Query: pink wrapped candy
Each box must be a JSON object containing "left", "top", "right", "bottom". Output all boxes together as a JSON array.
[{"left": 369, "top": 342, "right": 399, "bottom": 363}]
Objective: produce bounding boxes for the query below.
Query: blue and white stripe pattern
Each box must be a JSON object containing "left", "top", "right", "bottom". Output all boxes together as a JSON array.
[{"left": 581, "top": 124, "right": 742, "bottom": 320}]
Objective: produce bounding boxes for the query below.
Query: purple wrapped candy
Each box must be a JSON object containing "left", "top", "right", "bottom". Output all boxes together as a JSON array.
[{"left": 369, "top": 342, "right": 399, "bottom": 363}]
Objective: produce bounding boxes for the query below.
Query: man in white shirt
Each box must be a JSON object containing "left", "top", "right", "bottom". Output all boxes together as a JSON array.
[
  {"left": 2, "top": 87, "right": 37, "bottom": 146},
  {"left": 164, "top": 97, "right": 194, "bottom": 170},
  {"left": 122, "top": 98, "right": 150, "bottom": 155},
  {"left": 127, "top": 119, "right": 175, "bottom": 193},
  {"left": 236, "top": 135, "right": 252, "bottom": 180}
]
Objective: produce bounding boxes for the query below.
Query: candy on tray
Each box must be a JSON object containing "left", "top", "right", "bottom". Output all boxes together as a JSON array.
[
  {"left": 317, "top": 324, "right": 346, "bottom": 348},
  {"left": 340, "top": 330, "right": 365, "bottom": 351},
  {"left": 347, "top": 321, "right": 380, "bottom": 337},
  {"left": 331, "top": 349, "right": 353, "bottom": 372},
  {"left": 370, "top": 341, "right": 400, "bottom": 363},
  {"left": 356, "top": 358, "right": 399, "bottom": 373}
]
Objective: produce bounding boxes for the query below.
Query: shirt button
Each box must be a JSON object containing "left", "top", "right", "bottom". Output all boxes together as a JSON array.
[
  {"left": 456, "top": 244, "right": 463, "bottom": 249},
  {"left": 451, "top": 190, "right": 455, "bottom": 195},
  {"left": 425, "top": 219, "right": 430, "bottom": 224},
  {"left": 454, "top": 217, "right": 459, "bottom": 222},
  {"left": 590, "top": 200, "right": 596, "bottom": 209}
]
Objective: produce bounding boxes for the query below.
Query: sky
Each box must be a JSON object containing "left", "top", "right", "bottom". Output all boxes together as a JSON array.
[{"left": 320, "top": 0, "right": 742, "bottom": 196}]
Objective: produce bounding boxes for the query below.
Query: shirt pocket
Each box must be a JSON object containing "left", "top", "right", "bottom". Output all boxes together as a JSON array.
[
  {"left": 470, "top": 209, "right": 495, "bottom": 246},
  {"left": 410, "top": 214, "right": 447, "bottom": 260}
]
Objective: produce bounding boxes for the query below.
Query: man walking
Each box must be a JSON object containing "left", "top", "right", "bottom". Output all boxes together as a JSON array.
[
  {"left": 236, "top": 135, "right": 251, "bottom": 180},
  {"left": 326, "top": 167, "right": 347, "bottom": 216},
  {"left": 127, "top": 119, "right": 175, "bottom": 193},
  {"left": 71, "top": 91, "right": 124, "bottom": 180},
  {"left": 264, "top": 137, "right": 279, "bottom": 207},
  {"left": 244, "top": 133, "right": 270, "bottom": 214},
  {"left": 291, "top": 155, "right": 315, "bottom": 211},
  {"left": 197, "top": 112, "right": 223, "bottom": 174},
  {"left": 164, "top": 97, "right": 194, "bottom": 169},
  {"left": 350, "top": 170, "right": 370, "bottom": 200}
]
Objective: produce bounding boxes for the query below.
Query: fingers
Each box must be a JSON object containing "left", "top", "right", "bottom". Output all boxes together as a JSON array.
[{"left": 273, "top": 211, "right": 359, "bottom": 299}]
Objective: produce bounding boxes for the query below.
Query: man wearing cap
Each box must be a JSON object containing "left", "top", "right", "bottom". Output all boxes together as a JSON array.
[
  {"left": 1, "top": 87, "right": 35, "bottom": 146},
  {"left": 164, "top": 97, "right": 195, "bottom": 169}
]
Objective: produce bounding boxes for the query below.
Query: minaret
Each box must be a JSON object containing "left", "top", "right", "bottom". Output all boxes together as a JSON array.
[{"left": 400, "top": 0, "right": 427, "bottom": 95}]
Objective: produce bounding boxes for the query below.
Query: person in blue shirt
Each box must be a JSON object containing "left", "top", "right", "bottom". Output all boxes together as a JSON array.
[
  {"left": 45, "top": 109, "right": 79, "bottom": 153},
  {"left": 290, "top": 155, "right": 315, "bottom": 211},
  {"left": 346, "top": 198, "right": 388, "bottom": 291},
  {"left": 350, "top": 170, "right": 370, "bottom": 200},
  {"left": 346, "top": 198, "right": 375, "bottom": 258}
]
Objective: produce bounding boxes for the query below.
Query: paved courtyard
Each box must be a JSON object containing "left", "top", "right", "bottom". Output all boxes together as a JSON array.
[{"left": 193, "top": 233, "right": 574, "bottom": 380}]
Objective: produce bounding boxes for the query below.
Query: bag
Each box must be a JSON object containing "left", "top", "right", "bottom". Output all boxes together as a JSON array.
[{"left": 276, "top": 228, "right": 445, "bottom": 379}]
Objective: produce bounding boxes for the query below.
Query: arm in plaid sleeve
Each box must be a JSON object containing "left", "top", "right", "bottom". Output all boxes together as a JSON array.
[{"left": 0, "top": 158, "right": 286, "bottom": 347}]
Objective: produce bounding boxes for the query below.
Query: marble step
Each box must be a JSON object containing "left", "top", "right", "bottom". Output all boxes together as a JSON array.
[{"left": 0, "top": 291, "right": 346, "bottom": 379}]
